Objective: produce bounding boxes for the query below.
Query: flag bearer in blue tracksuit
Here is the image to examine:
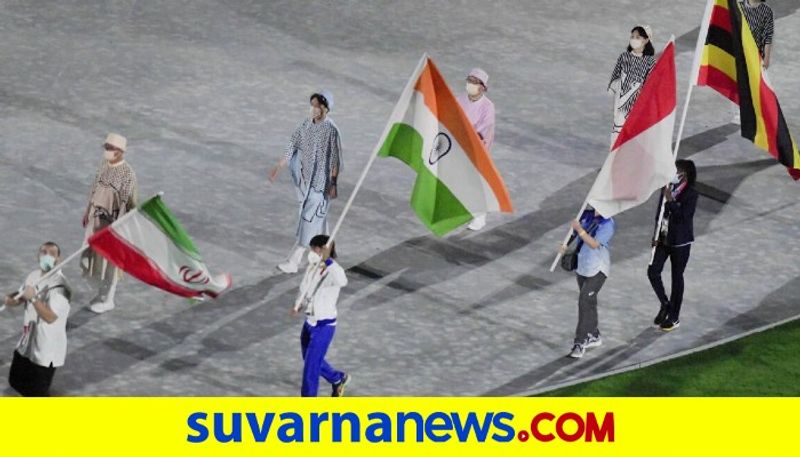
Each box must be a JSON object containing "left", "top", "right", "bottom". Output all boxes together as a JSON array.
[{"left": 292, "top": 234, "right": 350, "bottom": 397}]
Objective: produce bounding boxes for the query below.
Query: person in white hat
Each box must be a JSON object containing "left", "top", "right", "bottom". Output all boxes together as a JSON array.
[
  {"left": 608, "top": 25, "right": 656, "bottom": 145},
  {"left": 81, "top": 133, "right": 138, "bottom": 313},
  {"left": 457, "top": 68, "right": 495, "bottom": 231},
  {"left": 269, "top": 91, "right": 342, "bottom": 274}
]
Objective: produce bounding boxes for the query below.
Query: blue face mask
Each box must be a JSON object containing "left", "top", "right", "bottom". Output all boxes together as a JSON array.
[{"left": 39, "top": 254, "right": 56, "bottom": 272}]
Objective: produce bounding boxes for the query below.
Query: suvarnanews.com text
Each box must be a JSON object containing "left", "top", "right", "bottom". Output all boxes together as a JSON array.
[{"left": 187, "top": 410, "right": 615, "bottom": 444}]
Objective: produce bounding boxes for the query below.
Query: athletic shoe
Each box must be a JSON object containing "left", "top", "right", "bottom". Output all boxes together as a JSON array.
[
  {"left": 89, "top": 300, "right": 115, "bottom": 314},
  {"left": 332, "top": 373, "right": 351, "bottom": 397},
  {"left": 653, "top": 306, "right": 669, "bottom": 327},
  {"left": 585, "top": 334, "right": 602, "bottom": 349},
  {"left": 660, "top": 319, "right": 680, "bottom": 332},
  {"left": 568, "top": 343, "right": 585, "bottom": 359},
  {"left": 467, "top": 215, "right": 487, "bottom": 231},
  {"left": 277, "top": 260, "right": 299, "bottom": 274}
]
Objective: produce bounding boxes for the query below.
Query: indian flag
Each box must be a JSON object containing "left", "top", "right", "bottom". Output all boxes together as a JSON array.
[
  {"left": 88, "top": 195, "right": 232, "bottom": 299},
  {"left": 376, "top": 55, "right": 512, "bottom": 236}
]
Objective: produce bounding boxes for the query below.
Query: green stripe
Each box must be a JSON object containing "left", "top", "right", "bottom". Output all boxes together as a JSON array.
[
  {"left": 379, "top": 123, "right": 473, "bottom": 236},
  {"left": 139, "top": 196, "right": 201, "bottom": 259}
]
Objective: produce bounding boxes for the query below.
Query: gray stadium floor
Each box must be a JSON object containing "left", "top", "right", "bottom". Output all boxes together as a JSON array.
[{"left": 1, "top": 1, "right": 799, "bottom": 396}]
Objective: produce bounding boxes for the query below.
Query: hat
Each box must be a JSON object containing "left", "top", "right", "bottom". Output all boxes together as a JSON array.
[
  {"left": 468, "top": 68, "right": 489, "bottom": 89},
  {"left": 104, "top": 133, "right": 127, "bottom": 152},
  {"left": 637, "top": 24, "right": 654, "bottom": 41},
  {"left": 318, "top": 89, "right": 334, "bottom": 112}
]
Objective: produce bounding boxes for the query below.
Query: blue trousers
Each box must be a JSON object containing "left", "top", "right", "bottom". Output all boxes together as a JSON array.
[{"left": 300, "top": 321, "right": 344, "bottom": 397}]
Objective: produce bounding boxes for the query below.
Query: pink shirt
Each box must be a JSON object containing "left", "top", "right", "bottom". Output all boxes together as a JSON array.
[{"left": 457, "top": 93, "right": 496, "bottom": 151}]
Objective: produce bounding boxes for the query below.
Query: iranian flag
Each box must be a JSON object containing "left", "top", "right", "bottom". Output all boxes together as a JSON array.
[
  {"left": 586, "top": 40, "right": 678, "bottom": 218},
  {"left": 88, "top": 195, "right": 232, "bottom": 299},
  {"left": 376, "top": 55, "right": 513, "bottom": 235}
]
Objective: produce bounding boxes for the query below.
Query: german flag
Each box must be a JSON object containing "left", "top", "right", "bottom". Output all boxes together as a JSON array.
[{"left": 695, "top": 0, "right": 800, "bottom": 180}]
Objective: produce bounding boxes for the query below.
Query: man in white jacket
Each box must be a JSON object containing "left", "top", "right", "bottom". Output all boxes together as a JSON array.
[
  {"left": 4, "top": 242, "right": 71, "bottom": 396},
  {"left": 292, "top": 235, "right": 350, "bottom": 397}
]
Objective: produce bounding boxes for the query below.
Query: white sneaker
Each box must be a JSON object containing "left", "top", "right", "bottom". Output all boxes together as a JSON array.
[
  {"left": 467, "top": 215, "right": 487, "bottom": 231},
  {"left": 277, "top": 246, "right": 305, "bottom": 274},
  {"left": 568, "top": 343, "right": 585, "bottom": 359},
  {"left": 731, "top": 111, "right": 741, "bottom": 125},
  {"left": 89, "top": 300, "right": 115, "bottom": 314},
  {"left": 585, "top": 334, "right": 602, "bottom": 349},
  {"left": 277, "top": 260, "right": 299, "bottom": 274}
]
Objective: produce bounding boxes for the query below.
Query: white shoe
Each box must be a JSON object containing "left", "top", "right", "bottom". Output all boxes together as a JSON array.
[
  {"left": 467, "top": 215, "right": 487, "bottom": 231},
  {"left": 277, "top": 245, "right": 305, "bottom": 274},
  {"left": 585, "top": 334, "right": 602, "bottom": 349},
  {"left": 89, "top": 300, "right": 115, "bottom": 314},
  {"left": 732, "top": 111, "right": 741, "bottom": 125},
  {"left": 277, "top": 260, "right": 299, "bottom": 274}
]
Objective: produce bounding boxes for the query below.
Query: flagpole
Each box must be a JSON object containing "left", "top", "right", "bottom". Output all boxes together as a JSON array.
[
  {"left": 2, "top": 192, "right": 162, "bottom": 307},
  {"left": 549, "top": 200, "right": 589, "bottom": 272},
  {"left": 293, "top": 54, "right": 429, "bottom": 312},
  {"left": 649, "top": 26, "right": 707, "bottom": 265}
]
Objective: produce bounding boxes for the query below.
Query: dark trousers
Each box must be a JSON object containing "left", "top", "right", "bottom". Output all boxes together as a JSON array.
[
  {"left": 575, "top": 273, "right": 606, "bottom": 344},
  {"left": 647, "top": 244, "right": 691, "bottom": 320},
  {"left": 300, "top": 321, "right": 344, "bottom": 397},
  {"left": 8, "top": 351, "right": 55, "bottom": 397}
]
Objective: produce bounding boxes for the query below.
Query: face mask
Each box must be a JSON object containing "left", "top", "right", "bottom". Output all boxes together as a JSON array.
[
  {"left": 466, "top": 83, "right": 482, "bottom": 97},
  {"left": 104, "top": 149, "right": 117, "bottom": 161},
  {"left": 671, "top": 174, "right": 683, "bottom": 185},
  {"left": 309, "top": 106, "right": 322, "bottom": 119},
  {"left": 39, "top": 254, "right": 56, "bottom": 272},
  {"left": 307, "top": 250, "right": 321, "bottom": 264},
  {"left": 630, "top": 38, "right": 645, "bottom": 51}
]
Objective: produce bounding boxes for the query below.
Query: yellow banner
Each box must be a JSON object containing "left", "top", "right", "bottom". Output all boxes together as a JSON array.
[{"left": 0, "top": 398, "right": 796, "bottom": 457}]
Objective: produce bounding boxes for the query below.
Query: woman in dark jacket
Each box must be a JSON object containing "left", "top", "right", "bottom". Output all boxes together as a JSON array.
[{"left": 648, "top": 160, "right": 698, "bottom": 331}]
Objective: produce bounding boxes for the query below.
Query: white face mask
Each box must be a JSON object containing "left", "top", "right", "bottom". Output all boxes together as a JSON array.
[
  {"left": 39, "top": 254, "right": 56, "bottom": 272},
  {"left": 307, "top": 250, "right": 321, "bottom": 264},
  {"left": 671, "top": 173, "right": 684, "bottom": 185},
  {"left": 466, "top": 83, "right": 482, "bottom": 97},
  {"left": 309, "top": 106, "right": 322, "bottom": 119},
  {"left": 630, "top": 38, "right": 645, "bottom": 51},
  {"left": 104, "top": 149, "right": 117, "bottom": 161}
]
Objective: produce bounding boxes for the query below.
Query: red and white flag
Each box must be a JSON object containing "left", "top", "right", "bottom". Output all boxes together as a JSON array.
[{"left": 586, "top": 40, "right": 678, "bottom": 217}]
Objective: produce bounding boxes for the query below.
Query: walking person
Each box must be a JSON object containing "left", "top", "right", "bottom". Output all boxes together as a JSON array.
[
  {"left": 291, "top": 235, "right": 350, "bottom": 397},
  {"left": 608, "top": 25, "right": 656, "bottom": 143},
  {"left": 269, "top": 91, "right": 342, "bottom": 273},
  {"left": 4, "top": 242, "right": 71, "bottom": 396},
  {"left": 562, "top": 207, "right": 616, "bottom": 359},
  {"left": 457, "top": 68, "right": 495, "bottom": 231},
  {"left": 648, "top": 160, "right": 698, "bottom": 332},
  {"left": 741, "top": 0, "right": 774, "bottom": 68},
  {"left": 81, "top": 133, "right": 138, "bottom": 313}
]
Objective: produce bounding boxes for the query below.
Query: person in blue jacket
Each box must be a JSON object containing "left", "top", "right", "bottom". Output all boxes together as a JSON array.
[{"left": 648, "top": 160, "right": 698, "bottom": 332}]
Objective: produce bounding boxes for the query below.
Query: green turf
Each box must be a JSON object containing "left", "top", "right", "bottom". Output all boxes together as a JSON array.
[{"left": 541, "top": 318, "right": 800, "bottom": 396}]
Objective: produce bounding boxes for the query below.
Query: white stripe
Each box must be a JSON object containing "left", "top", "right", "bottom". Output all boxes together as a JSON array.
[
  {"left": 110, "top": 212, "right": 229, "bottom": 293},
  {"left": 404, "top": 90, "right": 500, "bottom": 214}
]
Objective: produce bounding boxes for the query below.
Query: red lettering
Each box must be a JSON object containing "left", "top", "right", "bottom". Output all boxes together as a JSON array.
[
  {"left": 555, "top": 412, "right": 585, "bottom": 442},
  {"left": 530, "top": 412, "right": 555, "bottom": 442}
]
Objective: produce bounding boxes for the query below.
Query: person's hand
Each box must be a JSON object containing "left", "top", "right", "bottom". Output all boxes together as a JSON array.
[
  {"left": 4, "top": 294, "right": 15, "bottom": 306},
  {"left": 570, "top": 219, "right": 583, "bottom": 232},
  {"left": 558, "top": 244, "right": 568, "bottom": 255},
  {"left": 22, "top": 286, "right": 36, "bottom": 301},
  {"left": 321, "top": 245, "right": 332, "bottom": 262},
  {"left": 289, "top": 306, "right": 300, "bottom": 316},
  {"left": 328, "top": 184, "right": 338, "bottom": 199},
  {"left": 763, "top": 59, "right": 770, "bottom": 70},
  {"left": 651, "top": 239, "right": 660, "bottom": 247},
  {"left": 268, "top": 165, "right": 281, "bottom": 183},
  {"left": 663, "top": 186, "right": 674, "bottom": 202}
]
